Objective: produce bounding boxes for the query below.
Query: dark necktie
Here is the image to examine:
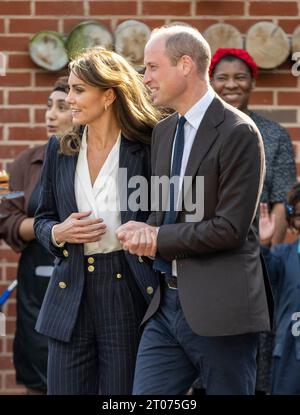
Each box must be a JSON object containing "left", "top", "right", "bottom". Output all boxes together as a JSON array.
[{"left": 153, "top": 116, "right": 186, "bottom": 274}]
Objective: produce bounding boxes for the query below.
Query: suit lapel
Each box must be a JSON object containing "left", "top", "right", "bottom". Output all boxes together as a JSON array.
[
  {"left": 60, "top": 153, "right": 78, "bottom": 213},
  {"left": 184, "top": 97, "right": 223, "bottom": 179},
  {"left": 119, "top": 135, "right": 143, "bottom": 224},
  {"left": 181, "top": 98, "right": 224, "bottom": 205},
  {"left": 155, "top": 98, "right": 225, "bottom": 224}
]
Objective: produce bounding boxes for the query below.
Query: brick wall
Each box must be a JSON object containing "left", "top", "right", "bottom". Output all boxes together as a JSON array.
[{"left": 0, "top": 0, "right": 300, "bottom": 394}]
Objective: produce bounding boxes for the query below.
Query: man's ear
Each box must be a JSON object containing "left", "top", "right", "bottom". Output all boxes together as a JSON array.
[{"left": 180, "top": 55, "right": 194, "bottom": 76}]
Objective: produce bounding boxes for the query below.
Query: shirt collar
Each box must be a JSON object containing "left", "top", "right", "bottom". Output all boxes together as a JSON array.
[{"left": 182, "top": 87, "right": 215, "bottom": 130}]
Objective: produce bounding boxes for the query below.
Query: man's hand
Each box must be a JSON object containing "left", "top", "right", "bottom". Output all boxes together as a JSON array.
[
  {"left": 52, "top": 211, "right": 106, "bottom": 244},
  {"left": 116, "top": 221, "right": 158, "bottom": 256}
]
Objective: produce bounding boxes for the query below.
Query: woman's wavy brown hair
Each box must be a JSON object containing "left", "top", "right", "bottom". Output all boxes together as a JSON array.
[{"left": 60, "top": 47, "right": 161, "bottom": 155}]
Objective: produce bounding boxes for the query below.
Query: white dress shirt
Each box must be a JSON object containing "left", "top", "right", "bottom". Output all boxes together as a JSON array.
[
  {"left": 75, "top": 128, "right": 122, "bottom": 255},
  {"left": 170, "top": 87, "right": 215, "bottom": 275},
  {"left": 49, "top": 127, "right": 124, "bottom": 255}
]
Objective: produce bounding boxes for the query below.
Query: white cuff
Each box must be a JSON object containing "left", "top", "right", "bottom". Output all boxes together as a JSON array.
[{"left": 51, "top": 225, "right": 65, "bottom": 248}]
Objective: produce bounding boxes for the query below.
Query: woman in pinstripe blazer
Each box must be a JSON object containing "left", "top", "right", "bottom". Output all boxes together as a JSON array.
[{"left": 34, "top": 48, "right": 160, "bottom": 395}]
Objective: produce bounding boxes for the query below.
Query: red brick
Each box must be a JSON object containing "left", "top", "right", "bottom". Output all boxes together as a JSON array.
[
  {"left": 0, "top": 73, "right": 31, "bottom": 87},
  {"left": 225, "top": 19, "right": 272, "bottom": 33},
  {"left": 129, "top": 19, "right": 166, "bottom": 30},
  {"left": 9, "top": 18, "right": 59, "bottom": 33},
  {"left": 277, "top": 61, "right": 293, "bottom": 71},
  {"left": 0, "top": 19, "right": 4, "bottom": 33},
  {"left": 0, "top": 356, "right": 14, "bottom": 370},
  {"left": 0, "top": 109, "right": 29, "bottom": 123},
  {"left": 249, "top": 90, "right": 273, "bottom": 105},
  {"left": 35, "top": 71, "right": 68, "bottom": 87},
  {"left": 35, "top": 1, "right": 84, "bottom": 15},
  {"left": 0, "top": 36, "right": 29, "bottom": 52},
  {"left": 256, "top": 73, "right": 297, "bottom": 88},
  {"left": 0, "top": 145, "right": 27, "bottom": 159},
  {"left": 0, "top": 127, "right": 3, "bottom": 140},
  {"left": 4, "top": 267, "right": 18, "bottom": 278},
  {"left": 0, "top": 250, "right": 20, "bottom": 262},
  {"left": 249, "top": 1, "right": 298, "bottom": 16},
  {"left": 9, "top": 54, "right": 37, "bottom": 69},
  {"left": 288, "top": 128, "right": 300, "bottom": 141},
  {"left": 278, "top": 91, "right": 300, "bottom": 105},
  {"left": 35, "top": 109, "right": 46, "bottom": 123},
  {"left": 169, "top": 19, "right": 219, "bottom": 32},
  {"left": 5, "top": 319, "right": 16, "bottom": 335},
  {"left": 279, "top": 19, "right": 300, "bottom": 34},
  {"left": 63, "top": 18, "right": 112, "bottom": 33},
  {"left": 6, "top": 301, "right": 16, "bottom": 317},
  {"left": 9, "top": 90, "right": 50, "bottom": 105},
  {"left": 90, "top": 1, "right": 137, "bottom": 15},
  {"left": 1, "top": 1, "right": 31, "bottom": 15},
  {"left": 9, "top": 127, "right": 47, "bottom": 141},
  {"left": 143, "top": 2, "right": 190, "bottom": 16},
  {"left": 4, "top": 372, "right": 26, "bottom": 392},
  {"left": 196, "top": 1, "right": 244, "bottom": 16},
  {"left": 0, "top": 91, "right": 3, "bottom": 105}
]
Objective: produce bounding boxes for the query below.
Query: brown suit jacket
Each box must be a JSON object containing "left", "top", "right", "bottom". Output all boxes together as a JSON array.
[{"left": 144, "top": 96, "right": 273, "bottom": 336}]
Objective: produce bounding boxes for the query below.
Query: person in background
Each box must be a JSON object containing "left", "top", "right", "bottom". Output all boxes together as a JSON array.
[
  {"left": 210, "top": 48, "right": 296, "bottom": 245},
  {"left": 34, "top": 48, "right": 160, "bottom": 395},
  {"left": 259, "top": 185, "right": 300, "bottom": 394},
  {"left": 0, "top": 77, "right": 73, "bottom": 394},
  {"left": 210, "top": 49, "right": 296, "bottom": 394}
]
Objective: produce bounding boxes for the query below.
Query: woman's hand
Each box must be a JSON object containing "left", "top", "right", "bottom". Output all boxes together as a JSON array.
[
  {"left": 52, "top": 211, "right": 106, "bottom": 244},
  {"left": 259, "top": 203, "right": 276, "bottom": 245}
]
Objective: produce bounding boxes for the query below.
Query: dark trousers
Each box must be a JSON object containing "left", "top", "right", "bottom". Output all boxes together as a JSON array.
[
  {"left": 47, "top": 250, "right": 146, "bottom": 395},
  {"left": 133, "top": 281, "right": 258, "bottom": 395}
]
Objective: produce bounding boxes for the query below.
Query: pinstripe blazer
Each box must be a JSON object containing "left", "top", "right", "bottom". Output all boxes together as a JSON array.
[{"left": 34, "top": 135, "right": 158, "bottom": 342}]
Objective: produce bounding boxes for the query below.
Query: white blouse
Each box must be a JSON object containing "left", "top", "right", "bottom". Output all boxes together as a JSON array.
[{"left": 74, "top": 128, "right": 122, "bottom": 255}]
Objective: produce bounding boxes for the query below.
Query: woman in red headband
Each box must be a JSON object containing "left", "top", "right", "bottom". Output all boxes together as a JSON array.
[{"left": 210, "top": 48, "right": 296, "bottom": 245}]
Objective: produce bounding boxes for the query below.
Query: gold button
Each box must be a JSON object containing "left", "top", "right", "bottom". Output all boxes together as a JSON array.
[
  {"left": 88, "top": 265, "right": 95, "bottom": 272},
  {"left": 63, "top": 249, "right": 69, "bottom": 257},
  {"left": 87, "top": 257, "right": 94, "bottom": 264},
  {"left": 58, "top": 282, "right": 67, "bottom": 289},
  {"left": 146, "top": 286, "right": 154, "bottom": 295},
  {"left": 138, "top": 256, "right": 144, "bottom": 263},
  {"left": 116, "top": 273, "right": 122, "bottom": 279}
]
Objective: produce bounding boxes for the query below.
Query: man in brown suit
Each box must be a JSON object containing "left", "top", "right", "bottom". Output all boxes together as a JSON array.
[{"left": 116, "top": 25, "right": 273, "bottom": 395}]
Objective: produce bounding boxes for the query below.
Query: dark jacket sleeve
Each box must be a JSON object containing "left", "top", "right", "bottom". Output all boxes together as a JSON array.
[
  {"left": 157, "top": 123, "right": 263, "bottom": 260},
  {"left": 33, "top": 137, "right": 64, "bottom": 257}
]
